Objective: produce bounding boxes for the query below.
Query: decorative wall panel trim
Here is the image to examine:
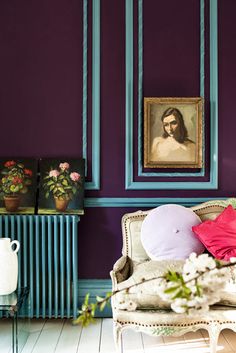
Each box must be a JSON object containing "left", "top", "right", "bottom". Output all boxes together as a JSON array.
[
  {"left": 84, "top": 0, "right": 100, "bottom": 190},
  {"left": 125, "top": 0, "right": 134, "bottom": 190},
  {"left": 137, "top": 0, "right": 143, "bottom": 175},
  {"left": 125, "top": 0, "right": 218, "bottom": 190},
  {"left": 209, "top": 0, "right": 218, "bottom": 189},
  {"left": 137, "top": 0, "right": 205, "bottom": 177},
  {"left": 84, "top": 197, "right": 224, "bottom": 207},
  {"left": 200, "top": 0, "right": 205, "bottom": 105},
  {"left": 83, "top": 0, "right": 88, "bottom": 175},
  {"left": 200, "top": 0, "right": 206, "bottom": 176}
]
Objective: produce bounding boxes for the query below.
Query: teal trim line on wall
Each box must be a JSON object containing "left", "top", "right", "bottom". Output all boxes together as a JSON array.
[
  {"left": 209, "top": 0, "right": 218, "bottom": 190},
  {"left": 78, "top": 279, "right": 112, "bottom": 317},
  {"left": 83, "top": 0, "right": 88, "bottom": 175},
  {"left": 200, "top": 0, "right": 205, "bottom": 103},
  {"left": 137, "top": 0, "right": 143, "bottom": 176},
  {"left": 200, "top": 0, "right": 206, "bottom": 177},
  {"left": 137, "top": 0, "right": 205, "bottom": 177},
  {"left": 125, "top": 0, "right": 218, "bottom": 189},
  {"left": 125, "top": 0, "right": 134, "bottom": 190},
  {"left": 84, "top": 197, "right": 225, "bottom": 207},
  {"left": 85, "top": 0, "right": 100, "bottom": 190}
]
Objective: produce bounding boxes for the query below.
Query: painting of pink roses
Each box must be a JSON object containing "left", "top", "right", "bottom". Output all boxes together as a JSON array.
[{"left": 38, "top": 158, "right": 85, "bottom": 214}]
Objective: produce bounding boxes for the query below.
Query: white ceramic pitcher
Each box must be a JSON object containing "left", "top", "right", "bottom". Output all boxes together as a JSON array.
[{"left": 0, "top": 238, "right": 20, "bottom": 295}]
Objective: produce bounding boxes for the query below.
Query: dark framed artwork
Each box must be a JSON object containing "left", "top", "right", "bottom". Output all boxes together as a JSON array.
[
  {"left": 144, "top": 97, "right": 203, "bottom": 168},
  {"left": 38, "top": 158, "right": 85, "bottom": 215},
  {"left": 0, "top": 158, "right": 37, "bottom": 214}
]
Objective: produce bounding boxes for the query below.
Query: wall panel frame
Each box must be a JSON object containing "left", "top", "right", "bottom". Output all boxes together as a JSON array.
[
  {"left": 83, "top": 0, "right": 100, "bottom": 190},
  {"left": 125, "top": 0, "right": 218, "bottom": 190}
]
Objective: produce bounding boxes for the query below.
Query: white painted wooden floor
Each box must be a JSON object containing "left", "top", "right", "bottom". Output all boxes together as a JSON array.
[{"left": 1, "top": 318, "right": 236, "bottom": 353}]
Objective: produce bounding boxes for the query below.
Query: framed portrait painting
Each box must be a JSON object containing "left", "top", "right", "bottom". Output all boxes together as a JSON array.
[{"left": 144, "top": 97, "right": 203, "bottom": 168}]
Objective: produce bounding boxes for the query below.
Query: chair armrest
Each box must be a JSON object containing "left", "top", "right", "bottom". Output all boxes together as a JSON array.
[{"left": 110, "top": 256, "right": 131, "bottom": 290}]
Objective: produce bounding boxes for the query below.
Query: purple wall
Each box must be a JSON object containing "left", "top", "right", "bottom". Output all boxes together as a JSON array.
[
  {"left": 0, "top": 0, "right": 83, "bottom": 157},
  {"left": 0, "top": 0, "right": 236, "bottom": 278}
]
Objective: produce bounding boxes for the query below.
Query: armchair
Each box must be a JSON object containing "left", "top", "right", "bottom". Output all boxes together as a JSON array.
[{"left": 110, "top": 199, "right": 236, "bottom": 353}]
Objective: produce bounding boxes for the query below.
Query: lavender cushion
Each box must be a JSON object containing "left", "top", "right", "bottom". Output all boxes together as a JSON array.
[{"left": 141, "top": 204, "right": 205, "bottom": 260}]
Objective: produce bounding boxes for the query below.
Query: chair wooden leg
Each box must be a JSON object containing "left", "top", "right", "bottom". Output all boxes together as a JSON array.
[
  {"left": 113, "top": 321, "right": 122, "bottom": 353},
  {"left": 208, "top": 323, "right": 221, "bottom": 353}
]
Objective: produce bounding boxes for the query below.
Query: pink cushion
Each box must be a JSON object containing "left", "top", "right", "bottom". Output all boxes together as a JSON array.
[
  {"left": 141, "top": 204, "right": 204, "bottom": 260},
  {"left": 192, "top": 205, "right": 236, "bottom": 261}
]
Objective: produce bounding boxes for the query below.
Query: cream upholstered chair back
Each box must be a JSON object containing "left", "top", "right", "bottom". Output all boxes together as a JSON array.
[
  {"left": 113, "top": 199, "right": 236, "bottom": 353},
  {"left": 121, "top": 202, "right": 226, "bottom": 263}
]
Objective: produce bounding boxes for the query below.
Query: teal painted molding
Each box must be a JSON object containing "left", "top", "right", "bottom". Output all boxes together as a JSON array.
[
  {"left": 209, "top": 0, "right": 218, "bottom": 190},
  {"left": 137, "top": 0, "right": 143, "bottom": 176},
  {"left": 85, "top": 0, "right": 100, "bottom": 190},
  {"left": 125, "top": 0, "right": 218, "bottom": 189},
  {"left": 83, "top": 0, "right": 88, "bottom": 175},
  {"left": 200, "top": 0, "right": 205, "bottom": 103},
  {"left": 84, "top": 197, "right": 225, "bottom": 207},
  {"left": 200, "top": 0, "right": 206, "bottom": 176},
  {"left": 78, "top": 279, "right": 112, "bottom": 317},
  {"left": 137, "top": 0, "right": 205, "bottom": 177},
  {"left": 126, "top": 179, "right": 217, "bottom": 190},
  {"left": 125, "top": 0, "right": 134, "bottom": 190}
]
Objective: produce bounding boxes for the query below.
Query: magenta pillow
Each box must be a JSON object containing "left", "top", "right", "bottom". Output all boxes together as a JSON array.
[
  {"left": 141, "top": 204, "right": 204, "bottom": 260},
  {"left": 192, "top": 205, "right": 236, "bottom": 261}
]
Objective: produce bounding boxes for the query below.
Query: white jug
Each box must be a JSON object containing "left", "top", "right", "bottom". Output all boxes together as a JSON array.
[{"left": 0, "top": 238, "right": 20, "bottom": 295}]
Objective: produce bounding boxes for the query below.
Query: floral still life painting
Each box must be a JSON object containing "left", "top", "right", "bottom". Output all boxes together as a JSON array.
[
  {"left": 38, "top": 158, "right": 85, "bottom": 215},
  {"left": 0, "top": 159, "right": 37, "bottom": 214}
]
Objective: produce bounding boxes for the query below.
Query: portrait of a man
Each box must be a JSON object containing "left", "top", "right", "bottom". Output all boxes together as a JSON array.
[{"left": 144, "top": 97, "right": 203, "bottom": 168}]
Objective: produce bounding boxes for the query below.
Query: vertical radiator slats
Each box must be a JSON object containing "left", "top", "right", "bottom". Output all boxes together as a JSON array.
[
  {"left": 0, "top": 215, "right": 80, "bottom": 318},
  {"left": 48, "top": 217, "right": 52, "bottom": 318},
  {"left": 60, "top": 216, "right": 65, "bottom": 318},
  {"left": 42, "top": 217, "right": 46, "bottom": 318},
  {"left": 66, "top": 217, "right": 71, "bottom": 318},
  {"left": 4, "top": 215, "right": 9, "bottom": 235},
  {"left": 35, "top": 217, "right": 40, "bottom": 318},
  {"left": 17, "top": 216, "right": 22, "bottom": 290},
  {"left": 23, "top": 216, "right": 28, "bottom": 287},
  {"left": 10, "top": 216, "right": 15, "bottom": 240},
  {"left": 72, "top": 216, "right": 78, "bottom": 318},
  {"left": 54, "top": 216, "right": 59, "bottom": 318},
  {"left": 29, "top": 217, "right": 34, "bottom": 317}
]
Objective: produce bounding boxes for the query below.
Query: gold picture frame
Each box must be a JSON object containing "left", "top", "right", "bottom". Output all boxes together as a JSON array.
[{"left": 144, "top": 97, "right": 203, "bottom": 168}]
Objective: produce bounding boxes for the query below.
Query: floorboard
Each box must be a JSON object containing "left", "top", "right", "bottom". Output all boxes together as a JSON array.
[
  {"left": 122, "top": 328, "right": 144, "bottom": 353},
  {"left": 30, "top": 319, "right": 64, "bottom": 353},
  {"left": 0, "top": 319, "right": 11, "bottom": 353},
  {"left": 223, "top": 329, "right": 236, "bottom": 353},
  {"left": 99, "top": 318, "right": 116, "bottom": 353},
  {"left": 163, "top": 334, "right": 196, "bottom": 352},
  {"left": 54, "top": 319, "right": 82, "bottom": 353},
  {"left": 20, "top": 320, "right": 45, "bottom": 353},
  {"left": 200, "top": 329, "right": 234, "bottom": 353},
  {"left": 183, "top": 330, "right": 209, "bottom": 351},
  {"left": 1, "top": 318, "right": 236, "bottom": 353},
  {"left": 141, "top": 332, "right": 165, "bottom": 353},
  {"left": 78, "top": 318, "right": 101, "bottom": 353}
]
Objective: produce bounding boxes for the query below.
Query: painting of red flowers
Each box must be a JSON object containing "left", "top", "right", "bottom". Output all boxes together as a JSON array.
[
  {"left": 38, "top": 158, "right": 85, "bottom": 215},
  {"left": 0, "top": 159, "right": 37, "bottom": 214}
]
